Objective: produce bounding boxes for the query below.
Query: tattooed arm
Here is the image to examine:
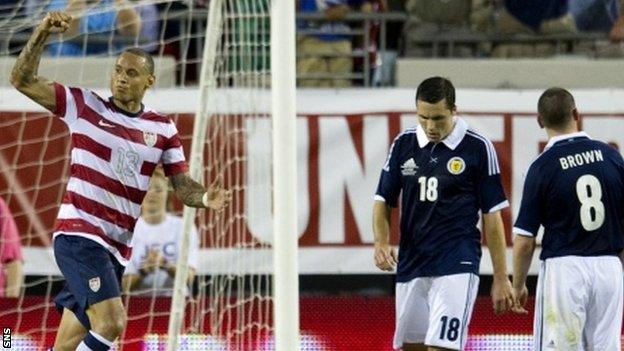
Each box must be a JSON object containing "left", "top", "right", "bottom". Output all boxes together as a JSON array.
[
  {"left": 170, "top": 172, "right": 231, "bottom": 210},
  {"left": 170, "top": 173, "right": 205, "bottom": 208},
  {"left": 10, "top": 12, "right": 72, "bottom": 112}
]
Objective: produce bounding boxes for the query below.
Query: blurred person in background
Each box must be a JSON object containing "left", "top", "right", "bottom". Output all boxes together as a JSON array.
[
  {"left": 403, "top": 0, "right": 495, "bottom": 57},
  {"left": 569, "top": 0, "right": 624, "bottom": 56},
  {"left": 351, "top": 0, "right": 385, "bottom": 85},
  {"left": 45, "top": 0, "right": 142, "bottom": 56},
  {"left": 297, "top": 0, "right": 367, "bottom": 87},
  {"left": 493, "top": 0, "right": 577, "bottom": 57},
  {"left": 130, "top": 0, "right": 159, "bottom": 53},
  {"left": 122, "top": 166, "right": 199, "bottom": 296},
  {"left": 569, "top": 0, "right": 624, "bottom": 39},
  {"left": 0, "top": 196, "right": 23, "bottom": 298}
]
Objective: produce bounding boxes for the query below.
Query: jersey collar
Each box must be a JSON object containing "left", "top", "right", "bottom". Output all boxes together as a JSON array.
[
  {"left": 108, "top": 97, "right": 144, "bottom": 118},
  {"left": 545, "top": 131, "right": 591, "bottom": 149},
  {"left": 416, "top": 117, "right": 468, "bottom": 150}
]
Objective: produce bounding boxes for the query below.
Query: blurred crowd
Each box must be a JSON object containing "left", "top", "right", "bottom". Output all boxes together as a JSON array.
[
  {"left": 0, "top": 0, "right": 622, "bottom": 85},
  {"left": 403, "top": 0, "right": 624, "bottom": 58}
]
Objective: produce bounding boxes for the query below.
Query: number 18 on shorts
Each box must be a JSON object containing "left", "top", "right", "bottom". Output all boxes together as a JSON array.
[{"left": 393, "top": 273, "right": 479, "bottom": 350}]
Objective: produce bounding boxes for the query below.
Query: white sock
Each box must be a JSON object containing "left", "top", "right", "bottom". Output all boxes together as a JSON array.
[
  {"left": 75, "top": 341, "right": 93, "bottom": 351},
  {"left": 75, "top": 331, "right": 114, "bottom": 351}
]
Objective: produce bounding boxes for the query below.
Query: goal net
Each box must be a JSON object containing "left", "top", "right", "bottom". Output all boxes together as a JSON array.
[{"left": 0, "top": 0, "right": 278, "bottom": 350}]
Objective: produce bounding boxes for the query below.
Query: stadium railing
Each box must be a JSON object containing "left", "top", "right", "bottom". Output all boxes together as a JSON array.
[{"left": 0, "top": 9, "right": 614, "bottom": 87}]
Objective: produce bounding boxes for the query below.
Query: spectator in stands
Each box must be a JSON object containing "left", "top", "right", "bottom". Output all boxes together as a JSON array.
[
  {"left": 373, "top": 0, "right": 401, "bottom": 85},
  {"left": 493, "top": 0, "right": 577, "bottom": 57},
  {"left": 122, "top": 166, "right": 199, "bottom": 296},
  {"left": 129, "top": 0, "right": 159, "bottom": 53},
  {"left": 569, "top": 0, "right": 624, "bottom": 57},
  {"left": 569, "top": 0, "right": 623, "bottom": 38},
  {"left": 297, "top": 0, "right": 357, "bottom": 87},
  {"left": 45, "top": 0, "right": 142, "bottom": 56},
  {"left": 0, "top": 196, "right": 23, "bottom": 298},
  {"left": 351, "top": 0, "right": 385, "bottom": 85},
  {"left": 403, "top": 0, "right": 495, "bottom": 57}
]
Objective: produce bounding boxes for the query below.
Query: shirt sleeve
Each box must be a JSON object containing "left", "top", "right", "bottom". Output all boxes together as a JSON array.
[
  {"left": 187, "top": 225, "right": 200, "bottom": 270},
  {"left": 374, "top": 136, "right": 402, "bottom": 207},
  {"left": 0, "top": 199, "right": 22, "bottom": 264},
  {"left": 161, "top": 122, "right": 189, "bottom": 176},
  {"left": 476, "top": 139, "right": 509, "bottom": 213},
  {"left": 52, "top": 82, "right": 87, "bottom": 125},
  {"left": 513, "top": 164, "right": 543, "bottom": 237}
]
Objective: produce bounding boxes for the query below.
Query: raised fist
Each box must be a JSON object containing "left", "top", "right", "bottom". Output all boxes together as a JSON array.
[{"left": 41, "top": 12, "right": 72, "bottom": 34}]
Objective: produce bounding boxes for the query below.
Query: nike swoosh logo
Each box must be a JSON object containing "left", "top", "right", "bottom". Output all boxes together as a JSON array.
[{"left": 98, "top": 120, "right": 115, "bottom": 128}]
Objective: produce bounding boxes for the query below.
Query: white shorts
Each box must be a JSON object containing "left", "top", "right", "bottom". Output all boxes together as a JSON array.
[
  {"left": 394, "top": 273, "right": 479, "bottom": 350},
  {"left": 534, "top": 256, "right": 623, "bottom": 351}
]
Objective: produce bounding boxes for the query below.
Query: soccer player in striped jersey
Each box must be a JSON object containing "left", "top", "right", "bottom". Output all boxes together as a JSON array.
[
  {"left": 512, "top": 88, "right": 624, "bottom": 350},
  {"left": 373, "top": 77, "right": 514, "bottom": 351},
  {"left": 10, "top": 11, "right": 231, "bottom": 351}
]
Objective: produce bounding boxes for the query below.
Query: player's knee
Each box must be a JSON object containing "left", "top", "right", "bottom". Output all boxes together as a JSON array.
[
  {"left": 92, "top": 313, "right": 127, "bottom": 339},
  {"left": 107, "top": 313, "right": 127, "bottom": 337}
]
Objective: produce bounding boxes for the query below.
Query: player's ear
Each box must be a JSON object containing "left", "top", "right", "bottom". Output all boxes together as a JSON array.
[
  {"left": 537, "top": 115, "right": 544, "bottom": 129},
  {"left": 572, "top": 108, "right": 580, "bottom": 122},
  {"left": 146, "top": 75, "right": 155, "bottom": 89}
]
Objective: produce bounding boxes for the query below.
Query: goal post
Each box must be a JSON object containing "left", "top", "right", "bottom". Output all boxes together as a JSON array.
[
  {"left": 270, "top": 1, "right": 300, "bottom": 351},
  {"left": 1, "top": 0, "right": 299, "bottom": 349},
  {"left": 165, "top": 0, "right": 300, "bottom": 350},
  {"left": 165, "top": 0, "right": 224, "bottom": 348}
]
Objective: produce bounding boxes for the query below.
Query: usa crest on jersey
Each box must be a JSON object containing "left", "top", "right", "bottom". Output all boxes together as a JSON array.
[
  {"left": 89, "top": 277, "right": 101, "bottom": 292},
  {"left": 143, "top": 131, "right": 157, "bottom": 147}
]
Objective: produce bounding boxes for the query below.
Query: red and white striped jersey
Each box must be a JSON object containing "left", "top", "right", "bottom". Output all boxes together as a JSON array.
[{"left": 52, "top": 83, "right": 188, "bottom": 265}]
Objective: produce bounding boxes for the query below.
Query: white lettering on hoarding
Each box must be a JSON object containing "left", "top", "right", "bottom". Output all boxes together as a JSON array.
[
  {"left": 245, "top": 118, "right": 310, "bottom": 243},
  {"left": 319, "top": 116, "right": 389, "bottom": 243}
]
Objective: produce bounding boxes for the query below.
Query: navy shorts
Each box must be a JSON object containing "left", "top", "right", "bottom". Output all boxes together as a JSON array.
[{"left": 54, "top": 234, "right": 125, "bottom": 329}]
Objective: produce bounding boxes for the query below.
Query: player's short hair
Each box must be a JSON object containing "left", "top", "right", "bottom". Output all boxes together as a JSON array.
[
  {"left": 123, "top": 47, "right": 154, "bottom": 75},
  {"left": 538, "top": 87, "right": 576, "bottom": 129},
  {"left": 416, "top": 76, "right": 456, "bottom": 111}
]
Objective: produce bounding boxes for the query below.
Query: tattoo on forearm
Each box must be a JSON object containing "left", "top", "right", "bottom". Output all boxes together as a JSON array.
[
  {"left": 12, "top": 28, "right": 49, "bottom": 85},
  {"left": 171, "top": 173, "right": 206, "bottom": 208}
]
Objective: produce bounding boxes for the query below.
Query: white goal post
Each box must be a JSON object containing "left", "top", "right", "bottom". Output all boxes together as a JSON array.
[{"left": 166, "top": 1, "right": 300, "bottom": 350}]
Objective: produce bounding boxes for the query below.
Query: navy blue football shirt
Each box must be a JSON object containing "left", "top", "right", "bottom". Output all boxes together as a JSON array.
[
  {"left": 514, "top": 132, "right": 624, "bottom": 260},
  {"left": 375, "top": 118, "right": 509, "bottom": 282}
]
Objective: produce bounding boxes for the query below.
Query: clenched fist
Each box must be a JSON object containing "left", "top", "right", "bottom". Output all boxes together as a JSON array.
[{"left": 41, "top": 12, "right": 72, "bottom": 34}]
